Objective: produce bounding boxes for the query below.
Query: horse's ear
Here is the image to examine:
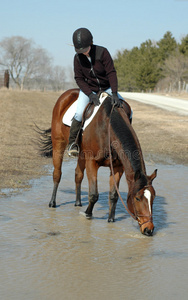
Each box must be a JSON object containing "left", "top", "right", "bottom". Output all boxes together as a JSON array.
[
  {"left": 134, "top": 170, "right": 141, "bottom": 181},
  {"left": 148, "top": 169, "right": 157, "bottom": 183}
]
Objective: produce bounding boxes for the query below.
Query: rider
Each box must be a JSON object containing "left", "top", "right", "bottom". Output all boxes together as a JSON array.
[{"left": 68, "top": 27, "right": 125, "bottom": 157}]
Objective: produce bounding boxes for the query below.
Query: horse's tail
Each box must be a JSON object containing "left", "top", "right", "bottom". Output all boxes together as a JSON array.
[{"left": 35, "top": 125, "right": 53, "bottom": 157}]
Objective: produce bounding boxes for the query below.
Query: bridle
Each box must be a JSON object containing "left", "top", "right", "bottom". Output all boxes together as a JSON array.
[
  {"left": 126, "top": 193, "right": 153, "bottom": 228},
  {"left": 108, "top": 104, "right": 153, "bottom": 228}
]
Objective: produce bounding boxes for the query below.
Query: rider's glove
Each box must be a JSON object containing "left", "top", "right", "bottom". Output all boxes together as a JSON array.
[
  {"left": 89, "top": 93, "right": 100, "bottom": 106},
  {"left": 111, "top": 92, "right": 122, "bottom": 108}
]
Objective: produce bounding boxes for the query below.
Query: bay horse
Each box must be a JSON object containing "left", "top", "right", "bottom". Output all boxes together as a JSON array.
[{"left": 38, "top": 88, "right": 157, "bottom": 236}]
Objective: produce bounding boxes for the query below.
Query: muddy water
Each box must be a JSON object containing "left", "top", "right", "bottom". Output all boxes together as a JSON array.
[{"left": 1, "top": 161, "right": 188, "bottom": 300}]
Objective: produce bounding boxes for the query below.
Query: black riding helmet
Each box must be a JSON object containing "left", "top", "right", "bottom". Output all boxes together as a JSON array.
[{"left": 73, "top": 28, "right": 93, "bottom": 54}]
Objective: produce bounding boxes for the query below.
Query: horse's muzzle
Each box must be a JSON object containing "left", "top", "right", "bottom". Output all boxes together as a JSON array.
[
  {"left": 140, "top": 220, "right": 154, "bottom": 236},
  {"left": 143, "top": 227, "right": 154, "bottom": 236}
]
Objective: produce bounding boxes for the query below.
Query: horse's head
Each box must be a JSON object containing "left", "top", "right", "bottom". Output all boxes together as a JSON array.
[{"left": 128, "top": 169, "right": 157, "bottom": 236}]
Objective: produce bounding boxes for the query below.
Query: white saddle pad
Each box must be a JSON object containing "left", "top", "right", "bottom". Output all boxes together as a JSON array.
[{"left": 63, "top": 92, "right": 109, "bottom": 130}]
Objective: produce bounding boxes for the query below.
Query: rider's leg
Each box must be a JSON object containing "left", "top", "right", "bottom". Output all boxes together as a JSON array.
[
  {"left": 68, "top": 90, "right": 90, "bottom": 157},
  {"left": 104, "top": 87, "right": 125, "bottom": 101},
  {"left": 74, "top": 90, "right": 90, "bottom": 122}
]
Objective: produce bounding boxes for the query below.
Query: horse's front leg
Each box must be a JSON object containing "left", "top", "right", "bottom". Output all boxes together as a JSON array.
[
  {"left": 49, "top": 140, "right": 65, "bottom": 208},
  {"left": 75, "top": 157, "right": 85, "bottom": 207},
  {"left": 84, "top": 160, "right": 99, "bottom": 218},
  {"left": 108, "top": 165, "right": 124, "bottom": 222}
]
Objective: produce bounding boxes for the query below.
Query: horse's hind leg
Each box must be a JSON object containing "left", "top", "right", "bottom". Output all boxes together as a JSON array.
[
  {"left": 108, "top": 166, "right": 124, "bottom": 222},
  {"left": 84, "top": 160, "right": 99, "bottom": 218},
  {"left": 49, "top": 139, "right": 66, "bottom": 208},
  {"left": 75, "top": 157, "right": 85, "bottom": 207}
]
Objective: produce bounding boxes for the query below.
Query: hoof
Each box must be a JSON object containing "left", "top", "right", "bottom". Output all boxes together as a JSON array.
[
  {"left": 75, "top": 202, "right": 82, "bottom": 207},
  {"left": 49, "top": 202, "right": 56, "bottom": 208},
  {"left": 79, "top": 211, "right": 93, "bottom": 219}
]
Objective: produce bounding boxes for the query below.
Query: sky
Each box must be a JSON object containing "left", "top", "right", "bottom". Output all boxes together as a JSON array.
[{"left": 0, "top": 0, "right": 188, "bottom": 79}]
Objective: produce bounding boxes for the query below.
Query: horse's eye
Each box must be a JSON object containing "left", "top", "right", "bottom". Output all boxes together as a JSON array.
[{"left": 136, "top": 197, "right": 140, "bottom": 202}]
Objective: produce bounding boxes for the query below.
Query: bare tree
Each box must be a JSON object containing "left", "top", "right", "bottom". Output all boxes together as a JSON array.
[
  {"left": 49, "top": 65, "right": 66, "bottom": 91},
  {"left": 162, "top": 52, "right": 188, "bottom": 90},
  {"left": 65, "top": 65, "right": 78, "bottom": 89},
  {"left": 0, "top": 36, "right": 52, "bottom": 90}
]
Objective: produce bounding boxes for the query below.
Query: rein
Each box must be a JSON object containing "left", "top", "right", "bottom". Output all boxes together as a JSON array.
[{"left": 108, "top": 104, "right": 152, "bottom": 228}]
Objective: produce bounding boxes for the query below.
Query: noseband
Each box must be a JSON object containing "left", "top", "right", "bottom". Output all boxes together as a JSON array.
[{"left": 108, "top": 104, "right": 153, "bottom": 228}]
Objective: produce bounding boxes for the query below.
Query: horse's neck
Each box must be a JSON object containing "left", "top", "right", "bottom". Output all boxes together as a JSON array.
[
  {"left": 109, "top": 108, "right": 147, "bottom": 191},
  {"left": 101, "top": 100, "right": 146, "bottom": 188},
  {"left": 110, "top": 115, "right": 146, "bottom": 173}
]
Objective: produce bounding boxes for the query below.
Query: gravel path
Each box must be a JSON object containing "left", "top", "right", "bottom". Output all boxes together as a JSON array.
[{"left": 121, "top": 92, "right": 188, "bottom": 116}]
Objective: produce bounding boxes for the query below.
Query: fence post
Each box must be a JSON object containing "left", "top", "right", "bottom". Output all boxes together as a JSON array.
[
  {"left": 4, "top": 70, "right": 9, "bottom": 88},
  {"left": 178, "top": 81, "right": 181, "bottom": 93}
]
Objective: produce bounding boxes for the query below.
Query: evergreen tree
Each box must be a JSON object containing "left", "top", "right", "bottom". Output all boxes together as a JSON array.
[
  {"left": 114, "top": 47, "right": 141, "bottom": 91},
  {"left": 179, "top": 35, "right": 188, "bottom": 56},
  {"left": 136, "top": 40, "right": 161, "bottom": 91},
  {"left": 114, "top": 31, "right": 187, "bottom": 92},
  {"left": 157, "top": 31, "right": 177, "bottom": 61}
]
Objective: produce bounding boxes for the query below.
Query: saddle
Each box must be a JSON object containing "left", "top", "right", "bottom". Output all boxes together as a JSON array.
[
  {"left": 81, "top": 91, "right": 106, "bottom": 125},
  {"left": 82, "top": 102, "right": 95, "bottom": 123},
  {"left": 63, "top": 92, "right": 109, "bottom": 129},
  {"left": 62, "top": 92, "right": 132, "bottom": 130}
]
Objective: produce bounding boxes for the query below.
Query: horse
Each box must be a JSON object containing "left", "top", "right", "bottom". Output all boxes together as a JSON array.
[{"left": 38, "top": 88, "right": 157, "bottom": 236}]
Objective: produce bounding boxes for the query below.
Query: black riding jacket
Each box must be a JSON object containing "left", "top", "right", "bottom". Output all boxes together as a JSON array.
[{"left": 74, "top": 44, "right": 118, "bottom": 96}]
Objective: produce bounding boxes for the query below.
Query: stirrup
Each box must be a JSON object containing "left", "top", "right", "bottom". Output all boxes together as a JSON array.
[{"left": 67, "top": 143, "right": 79, "bottom": 157}]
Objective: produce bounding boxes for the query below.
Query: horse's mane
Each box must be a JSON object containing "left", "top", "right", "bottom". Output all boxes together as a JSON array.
[{"left": 103, "top": 98, "right": 147, "bottom": 188}]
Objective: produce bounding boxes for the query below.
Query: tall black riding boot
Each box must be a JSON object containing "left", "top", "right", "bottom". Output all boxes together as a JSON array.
[{"left": 68, "top": 118, "right": 82, "bottom": 157}]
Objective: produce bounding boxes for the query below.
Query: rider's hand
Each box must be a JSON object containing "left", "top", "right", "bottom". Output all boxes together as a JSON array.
[
  {"left": 89, "top": 93, "right": 100, "bottom": 106},
  {"left": 111, "top": 92, "right": 122, "bottom": 108}
]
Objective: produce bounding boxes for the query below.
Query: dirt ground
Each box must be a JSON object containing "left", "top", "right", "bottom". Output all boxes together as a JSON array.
[{"left": 0, "top": 89, "right": 188, "bottom": 196}]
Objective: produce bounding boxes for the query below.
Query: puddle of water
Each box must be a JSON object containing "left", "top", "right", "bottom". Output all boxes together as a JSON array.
[{"left": 1, "top": 161, "right": 188, "bottom": 300}]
